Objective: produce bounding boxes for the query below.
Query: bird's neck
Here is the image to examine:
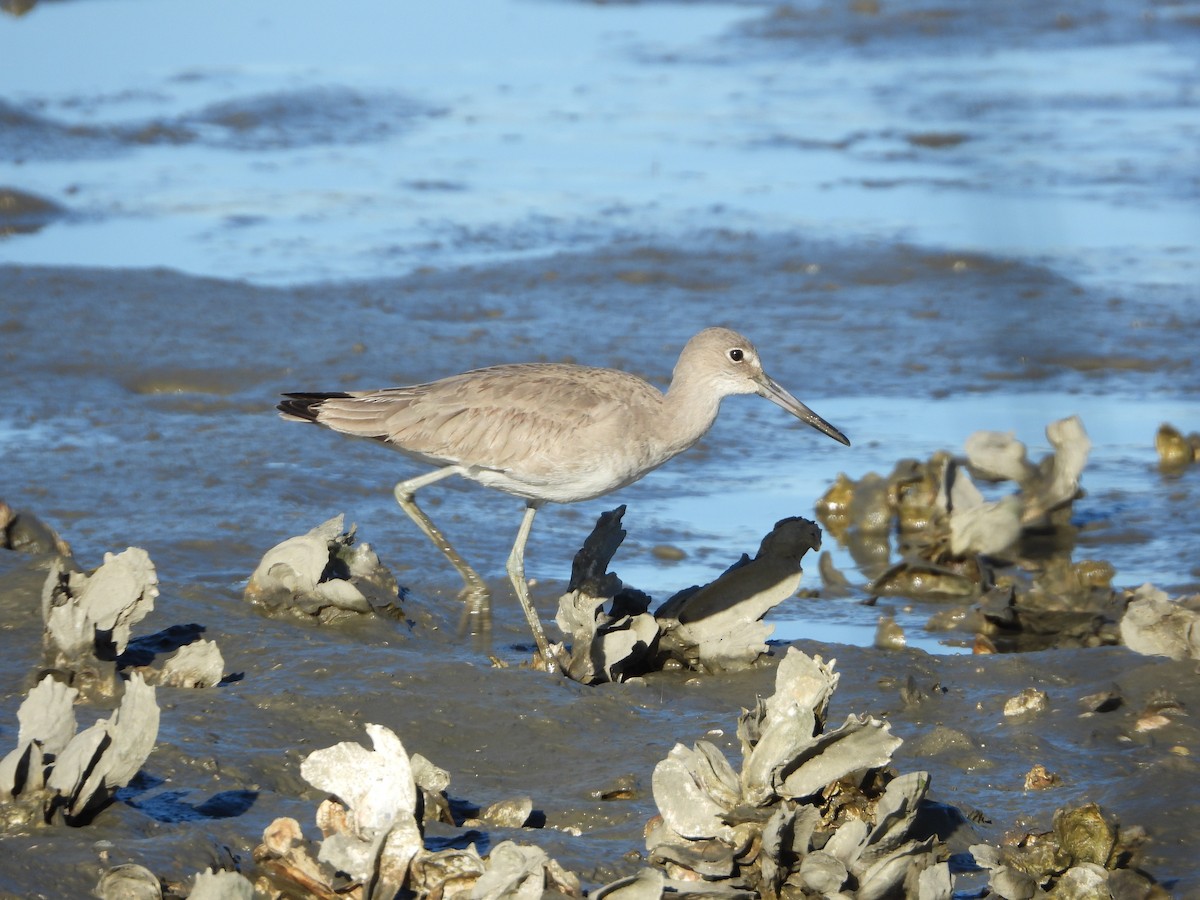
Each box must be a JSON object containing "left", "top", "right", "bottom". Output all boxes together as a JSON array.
[{"left": 660, "top": 376, "right": 722, "bottom": 455}]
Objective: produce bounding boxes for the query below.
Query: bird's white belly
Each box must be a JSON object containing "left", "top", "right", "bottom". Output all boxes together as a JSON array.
[{"left": 464, "top": 456, "right": 652, "bottom": 505}]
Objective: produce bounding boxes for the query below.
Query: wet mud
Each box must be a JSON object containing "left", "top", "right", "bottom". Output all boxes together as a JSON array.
[
  {"left": 1, "top": 243, "right": 1199, "bottom": 895},
  {"left": 4, "top": 538, "right": 1200, "bottom": 894}
]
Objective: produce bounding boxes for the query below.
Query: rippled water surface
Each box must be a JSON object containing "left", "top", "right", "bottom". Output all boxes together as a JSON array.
[{"left": 4, "top": 0, "right": 1199, "bottom": 285}]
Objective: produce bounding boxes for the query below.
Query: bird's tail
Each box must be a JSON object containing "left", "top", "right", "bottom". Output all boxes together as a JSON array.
[{"left": 277, "top": 392, "right": 352, "bottom": 423}]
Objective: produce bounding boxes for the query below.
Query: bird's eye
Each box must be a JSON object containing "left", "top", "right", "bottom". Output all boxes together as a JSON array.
[{"left": 729, "top": 348, "right": 744, "bottom": 362}]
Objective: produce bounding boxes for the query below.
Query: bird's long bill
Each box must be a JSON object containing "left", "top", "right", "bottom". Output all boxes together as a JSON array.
[{"left": 757, "top": 374, "right": 851, "bottom": 446}]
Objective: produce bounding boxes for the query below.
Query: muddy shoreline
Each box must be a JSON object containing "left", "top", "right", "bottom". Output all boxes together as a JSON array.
[
  {"left": 3, "top": 539, "right": 1200, "bottom": 894},
  {"left": 1, "top": 244, "right": 1199, "bottom": 895}
]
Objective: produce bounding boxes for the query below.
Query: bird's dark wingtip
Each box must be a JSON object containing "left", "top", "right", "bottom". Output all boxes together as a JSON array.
[{"left": 277, "top": 391, "right": 352, "bottom": 423}]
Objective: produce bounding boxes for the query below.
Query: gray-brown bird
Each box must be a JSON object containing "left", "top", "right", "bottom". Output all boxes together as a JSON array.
[{"left": 279, "top": 327, "right": 849, "bottom": 667}]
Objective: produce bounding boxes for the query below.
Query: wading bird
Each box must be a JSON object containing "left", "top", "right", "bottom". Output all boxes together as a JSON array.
[{"left": 279, "top": 327, "right": 849, "bottom": 669}]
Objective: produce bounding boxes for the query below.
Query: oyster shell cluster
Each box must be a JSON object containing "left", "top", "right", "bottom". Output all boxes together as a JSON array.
[
  {"left": 814, "top": 416, "right": 1136, "bottom": 651},
  {"left": 42, "top": 548, "right": 160, "bottom": 698},
  {"left": 245, "top": 514, "right": 406, "bottom": 624},
  {"left": 970, "top": 803, "right": 1156, "bottom": 899},
  {"left": 640, "top": 648, "right": 949, "bottom": 898},
  {"left": 0, "top": 501, "right": 225, "bottom": 839},
  {"left": 0, "top": 673, "right": 158, "bottom": 830},
  {"left": 89, "top": 648, "right": 1166, "bottom": 900},
  {"left": 555, "top": 507, "right": 822, "bottom": 683},
  {"left": 637, "top": 648, "right": 1161, "bottom": 899},
  {"left": 0, "top": 496, "right": 1176, "bottom": 896},
  {"left": 255, "top": 723, "right": 580, "bottom": 900},
  {"left": 40, "top": 544, "right": 227, "bottom": 696}
]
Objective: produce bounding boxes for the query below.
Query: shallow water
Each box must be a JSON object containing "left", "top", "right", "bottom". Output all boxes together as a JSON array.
[
  {"left": 2, "top": 0, "right": 1200, "bottom": 894},
  {"left": 4, "top": 0, "right": 1199, "bottom": 287}
]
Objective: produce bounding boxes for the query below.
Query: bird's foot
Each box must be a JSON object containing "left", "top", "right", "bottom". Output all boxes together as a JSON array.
[
  {"left": 457, "top": 586, "right": 493, "bottom": 650},
  {"left": 527, "top": 642, "right": 568, "bottom": 675}
]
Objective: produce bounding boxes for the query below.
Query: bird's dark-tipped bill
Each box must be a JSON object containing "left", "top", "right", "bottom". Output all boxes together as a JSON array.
[{"left": 757, "top": 375, "right": 851, "bottom": 446}]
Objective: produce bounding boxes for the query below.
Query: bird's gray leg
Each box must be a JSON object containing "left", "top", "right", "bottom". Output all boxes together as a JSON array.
[
  {"left": 393, "top": 468, "right": 490, "bottom": 638},
  {"left": 506, "top": 502, "right": 556, "bottom": 668}
]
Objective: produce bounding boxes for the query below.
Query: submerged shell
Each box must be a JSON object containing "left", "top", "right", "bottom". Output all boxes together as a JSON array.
[
  {"left": 1003, "top": 689, "right": 1050, "bottom": 718},
  {"left": 1053, "top": 803, "right": 1116, "bottom": 868},
  {"left": 0, "top": 503, "right": 72, "bottom": 556},
  {"left": 814, "top": 473, "right": 856, "bottom": 539},
  {"left": 870, "top": 559, "right": 981, "bottom": 599},
  {"left": 480, "top": 796, "right": 534, "bottom": 829},
  {"left": 95, "top": 864, "right": 162, "bottom": 900},
  {"left": 157, "top": 639, "right": 225, "bottom": 688},
  {"left": 874, "top": 615, "right": 906, "bottom": 650},
  {"left": 1155, "top": 422, "right": 1197, "bottom": 468}
]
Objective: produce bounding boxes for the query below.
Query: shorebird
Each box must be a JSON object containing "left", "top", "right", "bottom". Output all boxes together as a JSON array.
[{"left": 279, "top": 327, "right": 849, "bottom": 668}]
